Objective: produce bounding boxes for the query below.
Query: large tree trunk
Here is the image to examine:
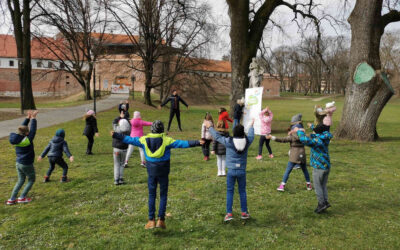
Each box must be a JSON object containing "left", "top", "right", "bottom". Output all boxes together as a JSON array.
[
  {"left": 336, "top": 0, "right": 394, "bottom": 141},
  {"left": 227, "top": 1, "right": 251, "bottom": 112},
  {"left": 144, "top": 84, "right": 152, "bottom": 106}
]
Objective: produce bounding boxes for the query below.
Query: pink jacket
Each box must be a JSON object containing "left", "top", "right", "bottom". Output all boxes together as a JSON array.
[
  {"left": 130, "top": 118, "right": 152, "bottom": 137},
  {"left": 259, "top": 108, "right": 273, "bottom": 135},
  {"left": 323, "top": 106, "right": 336, "bottom": 126}
]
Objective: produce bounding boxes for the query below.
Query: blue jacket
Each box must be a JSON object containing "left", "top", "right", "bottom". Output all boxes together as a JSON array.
[
  {"left": 297, "top": 130, "right": 333, "bottom": 170},
  {"left": 40, "top": 136, "right": 72, "bottom": 159},
  {"left": 209, "top": 126, "right": 255, "bottom": 170},
  {"left": 113, "top": 132, "right": 200, "bottom": 176},
  {"left": 9, "top": 118, "right": 37, "bottom": 165}
]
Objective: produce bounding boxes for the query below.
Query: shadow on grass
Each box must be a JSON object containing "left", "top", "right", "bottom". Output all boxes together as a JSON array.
[{"left": 378, "top": 136, "right": 400, "bottom": 142}]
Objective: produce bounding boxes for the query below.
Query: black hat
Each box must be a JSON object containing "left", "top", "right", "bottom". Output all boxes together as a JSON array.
[
  {"left": 313, "top": 124, "right": 330, "bottom": 134},
  {"left": 151, "top": 120, "right": 164, "bottom": 134},
  {"left": 233, "top": 124, "right": 245, "bottom": 138}
]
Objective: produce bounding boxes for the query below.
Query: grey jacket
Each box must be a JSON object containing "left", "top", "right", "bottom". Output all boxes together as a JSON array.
[
  {"left": 40, "top": 136, "right": 72, "bottom": 158},
  {"left": 273, "top": 133, "right": 306, "bottom": 164}
]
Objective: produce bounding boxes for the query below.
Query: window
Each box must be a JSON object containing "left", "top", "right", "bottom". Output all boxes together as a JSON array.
[
  {"left": 66, "top": 82, "right": 70, "bottom": 85},
  {"left": 36, "top": 61, "right": 42, "bottom": 68},
  {"left": 48, "top": 62, "right": 53, "bottom": 68},
  {"left": 66, "top": 75, "right": 70, "bottom": 79},
  {"left": 9, "top": 60, "right": 14, "bottom": 67},
  {"left": 59, "top": 63, "right": 65, "bottom": 69}
]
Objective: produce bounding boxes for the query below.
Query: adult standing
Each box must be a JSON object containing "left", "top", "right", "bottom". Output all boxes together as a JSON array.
[
  {"left": 83, "top": 110, "right": 99, "bottom": 155},
  {"left": 233, "top": 98, "right": 245, "bottom": 129},
  {"left": 160, "top": 90, "right": 188, "bottom": 132}
]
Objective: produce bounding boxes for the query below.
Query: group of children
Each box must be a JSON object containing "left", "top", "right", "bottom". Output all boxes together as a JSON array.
[{"left": 6, "top": 95, "right": 336, "bottom": 229}]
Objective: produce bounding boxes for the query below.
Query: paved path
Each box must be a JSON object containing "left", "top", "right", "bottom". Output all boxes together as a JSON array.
[{"left": 0, "top": 94, "right": 128, "bottom": 138}]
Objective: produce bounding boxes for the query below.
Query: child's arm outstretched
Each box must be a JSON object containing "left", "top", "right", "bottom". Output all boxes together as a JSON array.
[
  {"left": 209, "top": 127, "right": 229, "bottom": 146},
  {"left": 112, "top": 132, "right": 142, "bottom": 147},
  {"left": 168, "top": 139, "right": 201, "bottom": 149},
  {"left": 63, "top": 141, "right": 73, "bottom": 162},
  {"left": 38, "top": 142, "right": 51, "bottom": 161},
  {"left": 28, "top": 110, "right": 38, "bottom": 141},
  {"left": 296, "top": 129, "right": 323, "bottom": 147}
]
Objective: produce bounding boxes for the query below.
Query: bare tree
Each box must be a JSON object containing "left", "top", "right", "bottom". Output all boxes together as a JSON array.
[
  {"left": 107, "top": 0, "right": 215, "bottom": 106},
  {"left": 6, "top": 0, "right": 36, "bottom": 112},
  {"left": 33, "top": 0, "right": 109, "bottom": 100},
  {"left": 336, "top": 0, "right": 400, "bottom": 141}
]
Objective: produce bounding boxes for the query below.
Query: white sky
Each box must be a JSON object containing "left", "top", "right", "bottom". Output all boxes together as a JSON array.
[{"left": 1, "top": 0, "right": 399, "bottom": 60}]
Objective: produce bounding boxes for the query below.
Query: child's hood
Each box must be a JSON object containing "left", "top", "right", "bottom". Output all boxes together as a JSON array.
[
  {"left": 9, "top": 133, "right": 25, "bottom": 145},
  {"left": 233, "top": 137, "right": 247, "bottom": 153},
  {"left": 51, "top": 135, "right": 65, "bottom": 144}
]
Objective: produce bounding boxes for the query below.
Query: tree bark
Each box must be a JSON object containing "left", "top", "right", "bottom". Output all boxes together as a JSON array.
[
  {"left": 336, "top": 0, "right": 394, "bottom": 141},
  {"left": 144, "top": 84, "right": 153, "bottom": 106}
]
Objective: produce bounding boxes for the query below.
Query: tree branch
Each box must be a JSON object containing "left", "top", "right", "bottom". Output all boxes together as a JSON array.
[{"left": 381, "top": 9, "right": 400, "bottom": 28}]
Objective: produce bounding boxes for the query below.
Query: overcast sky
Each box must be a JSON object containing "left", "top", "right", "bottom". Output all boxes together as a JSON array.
[{"left": 1, "top": 0, "right": 399, "bottom": 60}]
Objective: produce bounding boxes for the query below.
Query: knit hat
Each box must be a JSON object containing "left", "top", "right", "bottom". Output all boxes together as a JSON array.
[
  {"left": 326, "top": 101, "right": 335, "bottom": 109},
  {"left": 151, "top": 120, "right": 164, "bottom": 134},
  {"left": 313, "top": 124, "right": 330, "bottom": 134},
  {"left": 133, "top": 111, "right": 141, "bottom": 119},
  {"left": 233, "top": 124, "right": 245, "bottom": 138},
  {"left": 290, "top": 113, "right": 302, "bottom": 124},
  {"left": 55, "top": 129, "right": 65, "bottom": 138},
  {"left": 121, "top": 104, "right": 126, "bottom": 110},
  {"left": 86, "top": 110, "right": 95, "bottom": 116},
  {"left": 118, "top": 119, "right": 131, "bottom": 133}
]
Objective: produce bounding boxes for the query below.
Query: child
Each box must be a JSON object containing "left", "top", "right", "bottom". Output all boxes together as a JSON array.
[
  {"left": 201, "top": 112, "right": 214, "bottom": 161},
  {"left": 112, "top": 120, "right": 203, "bottom": 229},
  {"left": 207, "top": 121, "right": 255, "bottom": 222},
  {"left": 218, "top": 107, "right": 233, "bottom": 129},
  {"left": 7, "top": 110, "right": 38, "bottom": 205},
  {"left": 233, "top": 98, "right": 245, "bottom": 129},
  {"left": 267, "top": 114, "right": 312, "bottom": 192},
  {"left": 119, "top": 104, "right": 130, "bottom": 119},
  {"left": 112, "top": 112, "right": 131, "bottom": 185},
  {"left": 83, "top": 110, "right": 99, "bottom": 155},
  {"left": 311, "top": 101, "right": 336, "bottom": 132},
  {"left": 295, "top": 125, "right": 333, "bottom": 213},
  {"left": 118, "top": 100, "right": 129, "bottom": 113},
  {"left": 256, "top": 106, "right": 273, "bottom": 160},
  {"left": 125, "top": 111, "right": 152, "bottom": 167},
  {"left": 211, "top": 120, "right": 229, "bottom": 176},
  {"left": 38, "top": 129, "right": 74, "bottom": 183}
]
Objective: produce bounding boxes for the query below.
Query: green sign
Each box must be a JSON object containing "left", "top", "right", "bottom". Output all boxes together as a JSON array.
[{"left": 354, "top": 62, "right": 375, "bottom": 84}]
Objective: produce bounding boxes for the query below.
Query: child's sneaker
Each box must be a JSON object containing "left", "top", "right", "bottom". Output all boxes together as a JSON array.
[
  {"left": 123, "top": 162, "right": 129, "bottom": 168},
  {"left": 277, "top": 184, "right": 285, "bottom": 192},
  {"left": 269, "top": 154, "right": 274, "bottom": 158},
  {"left": 141, "top": 162, "right": 146, "bottom": 168},
  {"left": 294, "top": 165, "right": 301, "bottom": 169},
  {"left": 119, "top": 178, "right": 125, "bottom": 185},
  {"left": 306, "top": 183, "right": 312, "bottom": 191},
  {"left": 256, "top": 155, "right": 262, "bottom": 160},
  {"left": 114, "top": 180, "right": 119, "bottom": 185},
  {"left": 17, "top": 197, "right": 32, "bottom": 203},
  {"left": 324, "top": 201, "right": 331, "bottom": 209},
  {"left": 241, "top": 212, "right": 250, "bottom": 220},
  {"left": 43, "top": 176, "right": 50, "bottom": 183},
  {"left": 6, "top": 199, "right": 16, "bottom": 205},
  {"left": 60, "top": 176, "right": 70, "bottom": 183},
  {"left": 224, "top": 213, "right": 233, "bottom": 222},
  {"left": 203, "top": 156, "right": 209, "bottom": 161}
]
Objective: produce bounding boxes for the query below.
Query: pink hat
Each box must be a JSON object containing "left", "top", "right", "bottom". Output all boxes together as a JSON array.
[
  {"left": 86, "top": 110, "right": 95, "bottom": 116},
  {"left": 134, "top": 111, "right": 141, "bottom": 119}
]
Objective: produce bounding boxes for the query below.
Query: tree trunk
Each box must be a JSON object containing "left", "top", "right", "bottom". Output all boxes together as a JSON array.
[
  {"left": 144, "top": 85, "right": 152, "bottom": 106},
  {"left": 227, "top": 1, "right": 251, "bottom": 112},
  {"left": 336, "top": 0, "right": 394, "bottom": 141}
]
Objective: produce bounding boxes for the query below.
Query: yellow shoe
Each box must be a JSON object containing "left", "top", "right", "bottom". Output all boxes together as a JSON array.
[
  {"left": 145, "top": 219, "right": 156, "bottom": 229},
  {"left": 156, "top": 219, "right": 166, "bottom": 229}
]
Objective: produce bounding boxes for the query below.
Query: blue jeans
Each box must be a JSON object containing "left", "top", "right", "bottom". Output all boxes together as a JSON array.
[
  {"left": 233, "top": 119, "right": 240, "bottom": 130},
  {"left": 226, "top": 169, "right": 247, "bottom": 213},
  {"left": 147, "top": 175, "right": 169, "bottom": 220},
  {"left": 282, "top": 162, "right": 310, "bottom": 183}
]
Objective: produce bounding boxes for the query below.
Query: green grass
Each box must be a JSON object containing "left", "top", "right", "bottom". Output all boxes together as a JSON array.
[{"left": 1, "top": 97, "right": 400, "bottom": 249}]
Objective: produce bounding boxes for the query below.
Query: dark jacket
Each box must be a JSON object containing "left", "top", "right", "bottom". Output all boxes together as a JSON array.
[
  {"left": 273, "top": 134, "right": 306, "bottom": 164},
  {"left": 9, "top": 118, "right": 37, "bottom": 165},
  {"left": 212, "top": 131, "right": 229, "bottom": 155},
  {"left": 161, "top": 95, "right": 188, "bottom": 111},
  {"left": 113, "top": 132, "right": 200, "bottom": 176},
  {"left": 233, "top": 104, "right": 244, "bottom": 120},
  {"left": 112, "top": 117, "right": 130, "bottom": 149},
  {"left": 40, "top": 136, "right": 72, "bottom": 159},
  {"left": 118, "top": 103, "right": 129, "bottom": 113},
  {"left": 83, "top": 116, "right": 98, "bottom": 136}
]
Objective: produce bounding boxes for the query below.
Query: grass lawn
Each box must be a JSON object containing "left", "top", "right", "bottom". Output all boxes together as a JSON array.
[{"left": 1, "top": 96, "right": 400, "bottom": 249}]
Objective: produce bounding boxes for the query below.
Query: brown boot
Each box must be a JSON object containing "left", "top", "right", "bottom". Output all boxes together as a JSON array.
[
  {"left": 156, "top": 219, "right": 166, "bottom": 229},
  {"left": 145, "top": 219, "right": 156, "bottom": 230}
]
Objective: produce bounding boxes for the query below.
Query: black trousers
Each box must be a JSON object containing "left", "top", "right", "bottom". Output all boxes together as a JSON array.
[
  {"left": 46, "top": 157, "right": 68, "bottom": 177},
  {"left": 86, "top": 134, "right": 94, "bottom": 153},
  {"left": 167, "top": 109, "right": 181, "bottom": 131},
  {"left": 201, "top": 139, "right": 212, "bottom": 157},
  {"left": 258, "top": 136, "right": 272, "bottom": 155}
]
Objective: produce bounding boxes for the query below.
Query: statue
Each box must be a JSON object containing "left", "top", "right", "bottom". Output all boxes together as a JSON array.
[{"left": 248, "top": 57, "right": 264, "bottom": 88}]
